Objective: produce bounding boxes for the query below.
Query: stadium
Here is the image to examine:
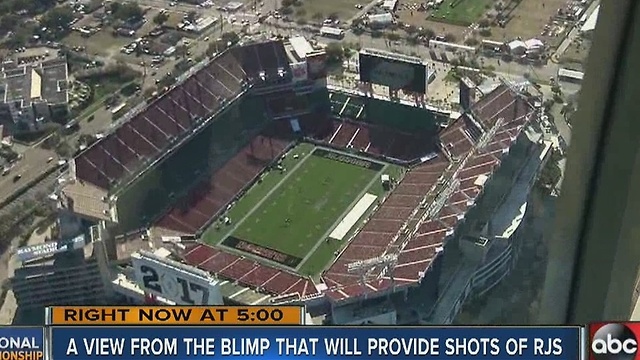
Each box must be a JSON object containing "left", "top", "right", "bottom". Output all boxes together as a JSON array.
[{"left": 50, "top": 37, "right": 548, "bottom": 325}]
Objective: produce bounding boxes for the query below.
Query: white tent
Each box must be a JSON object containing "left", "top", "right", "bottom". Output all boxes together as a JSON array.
[
  {"left": 524, "top": 38, "right": 544, "bottom": 50},
  {"left": 368, "top": 13, "right": 394, "bottom": 25},
  {"left": 507, "top": 40, "right": 527, "bottom": 54}
]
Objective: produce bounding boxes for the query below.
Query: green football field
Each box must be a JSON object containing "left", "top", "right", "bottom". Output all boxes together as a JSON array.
[
  {"left": 202, "top": 144, "right": 387, "bottom": 276},
  {"left": 430, "top": 0, "right": 492, "bottom": 25}
]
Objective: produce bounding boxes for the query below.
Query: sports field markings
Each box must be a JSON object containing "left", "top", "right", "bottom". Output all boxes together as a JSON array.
[
  {"left": 295, "top": 163, "right": 388, "bottom": 272},
  {"left": 216, "top": 147, "right": 318, "bottom": 249}
]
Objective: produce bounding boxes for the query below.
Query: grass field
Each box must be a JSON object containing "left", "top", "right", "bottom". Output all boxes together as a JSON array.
[
  {"left": 430, "top": 0, "right": 493, "bottom": 26},
  {"left": 202, "top": 143, "right": 393, "bottom": 276},
  {"left": 294, "top": 0, "right": 364, "bottom": 22}
]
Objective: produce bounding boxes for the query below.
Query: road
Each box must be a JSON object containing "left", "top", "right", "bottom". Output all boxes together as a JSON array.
[
  {"left": 0, "top": 147, "right": 57, "bottom": 206},
  {"left": 263, "top": 21, "right": 560, "bottom": 82}
]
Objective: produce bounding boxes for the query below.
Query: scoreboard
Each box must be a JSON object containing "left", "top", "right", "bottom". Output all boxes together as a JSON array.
[
  {"left": 131, "top": 251, "right": 222, "bottom": 305},
  {"left": 358, "top": 49, "right": 427, "bottom": 94}
]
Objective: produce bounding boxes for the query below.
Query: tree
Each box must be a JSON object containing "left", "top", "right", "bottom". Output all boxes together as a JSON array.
[
  {"left": 40, "top": 6, "right": 74, "bottom": 38},
  {"left": 280, "top": 6, "right": 293, "bottom": 14},
  {"left": 281, "top": 0, "right": 295, "bottom": 7},
  {"left": 406, "top": 35, "right": 419, "bottom": 45},
  {"left": 186, "top": 10, "right": 198, "bottom": 22},
  {"left": 110, "top": 2, "right": 143, "bottom": 21},
  {"left": 386, "top": 32, "right": 400, "bottom": 41},
  {"left": 221, "top": 31, "right": 239, "bottom": 44},
  {"left": 418, "top": 28, "right": 435, "bottom": 39},
  {"left": 478, "top": 18, "right": 491, "bottom": 28},
  {"left": 444, "top": 33, "right": 456, "bottom": 43},
  {"left": 0, "top": 14, "right": 19, "bottom": 35},
  {"left": 464, "top": 37, "right": 479, "bottom": 46},
  {"left": 325, "top": 42, "right": 344, "bottom": 64},
  {"left": 479, "top": 28, "right": 491, "bottom": 37},
  {"left": 153, "top": 12, "right": 169, "bottom": 25},
  {"left": 404, "top": 24, "right": 417, "bottom": 34}
]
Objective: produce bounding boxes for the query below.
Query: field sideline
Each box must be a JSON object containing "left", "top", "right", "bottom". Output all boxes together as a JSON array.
[{"left": 201, "top": 143, "right": 395, "bottom": 276}]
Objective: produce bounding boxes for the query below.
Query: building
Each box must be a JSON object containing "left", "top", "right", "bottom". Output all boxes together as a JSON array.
[
  {"left": 0, "top": 58, "right": 69, "bottom": 134},
  {"left": 181, "top": 16, "right": 217, "bottom": 33},
  {"left": 9, "top": 232, "right": 111, "bottom": 309}
]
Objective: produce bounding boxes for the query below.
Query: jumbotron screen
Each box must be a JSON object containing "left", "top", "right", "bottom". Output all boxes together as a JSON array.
[{"left": 359, "top": 52, "right": 427, "bottom": 93}]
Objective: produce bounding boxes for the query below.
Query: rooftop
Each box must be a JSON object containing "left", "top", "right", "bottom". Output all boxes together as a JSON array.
[{"left": 2, "top": 58, "right": 68, "bottom": 107}]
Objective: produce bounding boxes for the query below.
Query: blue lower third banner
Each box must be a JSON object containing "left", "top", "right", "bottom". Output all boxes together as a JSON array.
[
  {"left": 50, "top": 326, "right": 582, "bottom": 360},
  {"left": 0, "top": 327, "right": 44, "bottom": 360}
]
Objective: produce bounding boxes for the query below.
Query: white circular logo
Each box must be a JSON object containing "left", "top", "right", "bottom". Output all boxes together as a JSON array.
[{"left": 160, "top": 273, "right": 179, "bottom": 298}]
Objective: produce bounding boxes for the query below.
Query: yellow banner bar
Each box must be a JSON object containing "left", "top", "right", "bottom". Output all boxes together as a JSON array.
[{"left": 49, "top": 306, "right": 303, "bottom": 325}]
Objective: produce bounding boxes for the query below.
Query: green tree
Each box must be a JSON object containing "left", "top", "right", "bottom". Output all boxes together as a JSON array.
[
  {"left": 110, "top": 2, "right": 143, "bottom": 21},
  {"left": 418, "top": 27, "right": 435, "bottom": 39},
  {"left": 0, "top": 14, "right": 20, "bottom": 35},
  {"left": 40, "top": 6, "right": 74, "bottom": 38},
  {"left": 325, "top": 42, "right": 344, "bottom": 64},
  {"left": 478, "top": 18, "right": 491, "bottom": 28},
  {"left": 386, "top": 32, "right": 400, "bottom": 41},
  {"left": 444, "top": 33, "right": 456, "bottom": 43},
  {"left": 464, "top": 37, "right": 479, "bottom": 46},
  {"left": 153, "top": 12, "right": 169, "bottom": 25},
  {"left": 185, "top": 10, "right": 198, "bottom": 22},
  {"left": 221, "top": 31, "right": 239, "bottom": 44}
]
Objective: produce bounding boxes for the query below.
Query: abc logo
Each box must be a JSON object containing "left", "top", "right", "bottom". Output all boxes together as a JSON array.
[{"left": 592, "top": 324, "right": 638, "bottom": 360}]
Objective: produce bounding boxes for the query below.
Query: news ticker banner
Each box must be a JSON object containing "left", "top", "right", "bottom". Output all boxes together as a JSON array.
[
  {"left": 52, "top": 326, "right": 581, "bottom": 360},
  {"left": 7, "top": 306, "right": 640, "bottom": 360}
]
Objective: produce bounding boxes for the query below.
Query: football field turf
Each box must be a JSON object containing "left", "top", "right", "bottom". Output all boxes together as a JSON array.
[
  {"left": 204, "top": 145, "right": 385, "bottom": 275},
  {"left": 430, "top": 0, "right": 492, "bottom": 25}
]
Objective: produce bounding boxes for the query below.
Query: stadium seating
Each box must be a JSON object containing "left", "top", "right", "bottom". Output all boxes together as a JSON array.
[
  {"left": 74, "top": 48, "right": 247, "bottom": 191},
  {"left": 234, "top": 41, "right": 291, "bottom": 83},
  {"left": 322, "top": 155, "right": 449, "bottom": 288},
  {"left": 154, "top": 123, "right": 292, "bottom": 234},
  {"left": 182, "top": 243, "right": 320, "bottom": 297}
]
